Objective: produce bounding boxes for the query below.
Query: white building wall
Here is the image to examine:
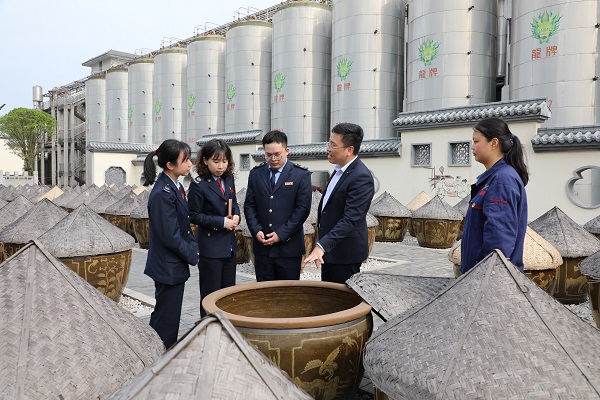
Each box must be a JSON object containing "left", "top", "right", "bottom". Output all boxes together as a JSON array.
[{"left": 89, "top": 152, "right": 143, "bottom": 186}]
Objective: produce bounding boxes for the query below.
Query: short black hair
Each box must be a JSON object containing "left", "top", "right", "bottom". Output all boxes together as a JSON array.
[
  {"left": 263, "top": 130, "right": 288, "bottom": 148},
  {"left": 331, "top": 123, "right": 364, "bottom": 154}
]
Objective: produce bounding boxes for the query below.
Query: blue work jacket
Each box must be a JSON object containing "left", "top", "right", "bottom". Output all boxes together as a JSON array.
[{"left": 460, "top": 159, "right": 528, "bottom": 273}]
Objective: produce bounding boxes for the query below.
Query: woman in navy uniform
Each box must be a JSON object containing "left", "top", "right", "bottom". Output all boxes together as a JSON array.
[
  {"left": 142, "top": 139, "right": 199, "bottom": 349},
  {"left": 461, "top": 118, "right": 529, "bottom": 273},
  {"left": 188, "top": 139, "right": 240, "bottom": 317}
]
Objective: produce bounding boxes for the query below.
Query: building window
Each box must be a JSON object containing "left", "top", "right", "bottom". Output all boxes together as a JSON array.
[
  {"left": 240, "top": 153, "right": 251, "bottom": 171},
  {"left": 449, "top": 141, "right": 471, "bottom": 166},
  {"left": 411, "top": 143, "right": 431, "bottom": 167}
]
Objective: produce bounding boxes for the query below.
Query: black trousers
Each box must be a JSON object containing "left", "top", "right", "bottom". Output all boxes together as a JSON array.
[
  {"left": 254, "top": 254, "right": 302, "bottom": 282},
  {"left": 321, "top": 262, "right": 361, "bottom": 284},
  {"left": 149, "top": 281, "right": 185, "bottom": 349},
  {"left": 199, "top": 255, "right": 236, "bottom": 317}
]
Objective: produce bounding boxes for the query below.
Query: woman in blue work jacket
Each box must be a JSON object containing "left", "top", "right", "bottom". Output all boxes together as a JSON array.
[{"left": 461, "top": 118, "right": 529, "bottom": 274}]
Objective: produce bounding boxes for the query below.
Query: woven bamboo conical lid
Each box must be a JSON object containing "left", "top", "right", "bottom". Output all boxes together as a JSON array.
[
  {"left": 21, "top": 186, "right": 44, "bottom": 201},
  {"left": 305, "top": 190, "right": 323, "bottom": 225},
  {"left": 0, "top": 198, "right": 7, "bottom": 210},
  {"left": 371, "top": 190, "right": 387, "bottom": 207},
  {"left": 65, "top": 185, "right": 103, "bottom": 210},
  {"left": 364, "top": 251, "right": 600, "bottom": 400},
  {"left": 237, "top": 187, "right": 247, "bottom": 205},
  {"left": 132, "top": 185, "right": 147, "bottom": 196},
  {"left": 580, "top": 250, "right": 600, "bottom": 280},
  {"left": 406, "top": 191, "right": 432, "bottom": 212},
  {"left": 52, "top": 186, "right": 80, "bottom": 208},
  {"left": 0, "top": 195, "right": 34, "bottom": 231},
  {"left": 130, "top": 202, "right": 149, "bottom": 219},
  {"left": 453, "top": 195, "right": 470, "bottom": 217},
  {"left": 584, "top": 214, "right": 600, "bottom": 235},
  {"left": 0, "top": 241, "right": 164, "bottom": 399},
  {"left": 369, "top": 192, "right": 411, "bottom": 217},
  {"left": 448, "top": 239, "right": 461, "bottom": 265},
  {"left": 0, "top": 199, "right": 68, "bottom": 244},
  {"left": 449, "top": 227, "right": 563, "bottom": 271},
  {"left": 366, "top": 212, "right": 379, "bottom": 228},
  {"left": 347, "top": 272, "right": 453, "bottom": 322},
  {"left": 107, "top": 312, "right": 311, "bottom": 399},
  {"left": 105, "top": 192, "right": 142, "bottom": 216},
  {"left": 38, "top": 204, "right": 135, "bottom": 257},
  {"left": 35, "top": 185, "right": 64, "bottom": 203},
  {"left": 412, "top": 196, "right": 463, "bottom": 221},
  {"left": 529, "top": 206, "right": 600, "bottom": 258},
  {"left": 88, "top": 188, "right": 122, "bottom": 214},
  {"left": 303, "top": 220, "right": 315, "bottom": 235}
]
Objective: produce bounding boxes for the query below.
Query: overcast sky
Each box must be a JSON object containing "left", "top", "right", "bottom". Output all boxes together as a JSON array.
[{"left": 0, "top": 0, "right": 278, "bottom": 116}]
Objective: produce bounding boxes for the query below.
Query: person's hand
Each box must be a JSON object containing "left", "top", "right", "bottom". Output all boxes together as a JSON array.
[
  {"left": 303, "top": 246, "right": 325, "bottom": 268},
  {"left": 256, "top": 230, "right": 266, "bottom": 243},
  {"left": 232, "top": 215, "right": 240, "bottom": 225},
  {"left": 263, "top": 231, "right": 281, "bottom": 245},
  {"left": 225, "top": 218, "right": 238, "bottom": 230}
]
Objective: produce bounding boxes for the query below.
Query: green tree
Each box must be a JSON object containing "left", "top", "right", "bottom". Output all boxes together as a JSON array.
[{"left": 0, "top": 108, "right": 55, "bottom": 176}]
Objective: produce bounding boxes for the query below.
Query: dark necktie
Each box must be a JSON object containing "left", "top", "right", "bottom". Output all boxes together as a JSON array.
[
  {"left": 216, "top": 178, "right": 225, "bottom": 195},
  {"left": 178, "top": 185, "right": 185, "bottom": 199},
  {"left": 269, "top": 167, "right": 278, "bottom": 190}
]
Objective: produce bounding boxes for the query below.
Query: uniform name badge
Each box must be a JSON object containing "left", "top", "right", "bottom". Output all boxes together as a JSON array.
[{"left": 285, "top": 182, "right": 294, "bottom": 186}]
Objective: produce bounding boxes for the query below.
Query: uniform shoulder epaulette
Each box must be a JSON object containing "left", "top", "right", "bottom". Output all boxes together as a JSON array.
[
  {"left": 193, "top": 176, "right": 203, "bottom": 183},
  {"left": 162, "top": 184, "right": 172, "bottom": 193},
  {"left": 294, "top": 163, "right": 308, "bottom": 170},
  {"left": 252, "top": 162, "right": 267, "bottom": 170}
]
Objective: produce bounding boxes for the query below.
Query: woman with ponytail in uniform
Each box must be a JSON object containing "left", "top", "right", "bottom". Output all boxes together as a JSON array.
[
  {"left": 461, "top": 118, "right": 529, "bottom": 274},
  {"left": 142, "top": 139, "right": 199, "bottom": 348}
]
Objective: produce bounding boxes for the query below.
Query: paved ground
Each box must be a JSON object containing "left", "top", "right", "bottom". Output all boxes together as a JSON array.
[{"left": 124, "top": 235, "right": 456, "bottom": 398}]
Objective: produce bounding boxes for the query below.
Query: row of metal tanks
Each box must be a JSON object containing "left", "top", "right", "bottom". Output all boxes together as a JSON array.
[{"left": 86, "top": 0, "right": 598, "bottom": 147}]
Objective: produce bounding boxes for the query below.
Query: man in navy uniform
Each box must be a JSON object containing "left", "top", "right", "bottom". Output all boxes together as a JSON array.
[
  {"left": 244, "top": 130, "right": 312, "bottom": 281},
  {"left": 303, "top": 122, "right": 375, "bottom": 284}
]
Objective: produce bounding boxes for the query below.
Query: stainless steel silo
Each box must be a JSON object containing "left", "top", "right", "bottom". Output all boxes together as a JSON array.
[
  {"left": 225, "top": 20, "right": 273, "bottom": 133},
  {"left": 187, "top": 35, "right": 226, "bottom": 143},
  {"left": 152, "top": 47, "right": 187, "bottom": 144},
  {"left": 105, "top": 66, "right": 129, "bottom": 142},
  {"left": 405, "top": 0, "right": 497, "bottom": 111},
  {"left": 510, "top": 0, "right": 599, "bottom": 127},
  {"left": 85, "top": 74, "right": 106, "bottom": 142},
  {"left": 331, "top": 0, "right": 404, "bottom": 139},
  {"left": 272, "top": 2, "right": 332, "bottom": 145},
  {"left": 128, "top": 57, "right": 154, "bottom": 144}
]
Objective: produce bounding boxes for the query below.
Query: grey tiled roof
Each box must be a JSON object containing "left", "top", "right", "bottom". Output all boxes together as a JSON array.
[
  {"left": 532, "top": 126, "right": 600, "bottom": 152},
  {"left": 87, "top": 141, "right": 156, "bottom": 154},
  {"left": 393, "top": 98, "right": 551, "bottom": 130},
  {"left": 196, "top": 130, "right": 263, "bottom": 146},
  {"left": 251, "top": 138, "right": 401, "bottom": 161}
]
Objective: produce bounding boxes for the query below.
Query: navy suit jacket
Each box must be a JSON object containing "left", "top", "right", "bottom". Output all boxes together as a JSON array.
[
  {"left": 189, "top": 175, "right": 240, "bottom": 258},
  {"left": 144, "top": 172, "right": 199, "bottom": 285},
  {"left": 318, "top": 157, "right": 374, "bottom": 264},
  {"left": 244, "top": 161, "right": 312, "bottom": 257}
]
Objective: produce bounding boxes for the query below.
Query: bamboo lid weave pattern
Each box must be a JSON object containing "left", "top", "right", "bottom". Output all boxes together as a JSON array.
[
  {"left": 0, "top": 195, "right": 34, "bottom": 231},
  {"left": 347, "top": 272, "right": 454, "bottom": 321},
  {"left": 529, "top": 206, "right": 600, "bottom": 257},
  {"left": 0, "top": 199, "right": 68, "bottom": 244},
  {"left": 412, "top": 195, "right": 463, "bottom": 221},
  {"left": 364, "top": 251, "right": 600, "bottom": 399},
  {"left": 369, "top": 192, "right": 411, "bottom": 218},
  {"left": 0, "top": 241, "right": 164, "bottom": 399},
  {"left": 108, "top": 312, "right": 312, "bottom": 399},
  {"left": 406, "top": 191, "right": 432, "bottom": 212}
]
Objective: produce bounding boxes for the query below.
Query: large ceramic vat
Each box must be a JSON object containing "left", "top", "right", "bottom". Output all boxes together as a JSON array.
[
  {"left": 203, "top": 280, "right": 373, "bottom": 400},
  {"left": 554, "top": 257, "right": 588, "bottom": 304}
]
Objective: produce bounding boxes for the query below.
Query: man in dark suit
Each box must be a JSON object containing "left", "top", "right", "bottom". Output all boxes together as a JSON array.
[
  {"left": 244, "top": 130, "right": 312, "bottom": 281},
  {"left": 303, "top": 122, "right": 375, "bottom": 283}
]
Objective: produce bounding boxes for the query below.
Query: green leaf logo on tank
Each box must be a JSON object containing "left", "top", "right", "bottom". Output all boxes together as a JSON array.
[
  {"left": 274, "top": 72, "right": 286, "bottom": 93},
  {"left": 85, "top": 118, "right": 89, "bottom": 127},
  {"left": 188, "top": 93, "right": 196, "bottom": 110},
  {"left": 419, "top": 39, "right": 441, "bottom": 66},
  {"left": 336, "top": 58, "right": 353, "bottom": 81},
  {"left": 226, "top": 84, "right": 236, "bottom": 103},
  {"left": 531, "top": 10, "right": 561, "bottom": 44},
  {"left": 105, "top": 112, "right": 109, "bottom": 123},
  {"left": 128, "top": 106, "right": 134, "bottom": 120},
  {"left": 154, "top": 100, "right": 162, "bottom": 115}
]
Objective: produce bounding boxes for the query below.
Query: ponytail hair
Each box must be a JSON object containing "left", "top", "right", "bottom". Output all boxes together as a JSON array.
[
  {"left": 143, "top": 139, "right": 192, "bottom": 186},
  {"left": 473, "top": 118, "right": 529, "bottom": 186}
]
